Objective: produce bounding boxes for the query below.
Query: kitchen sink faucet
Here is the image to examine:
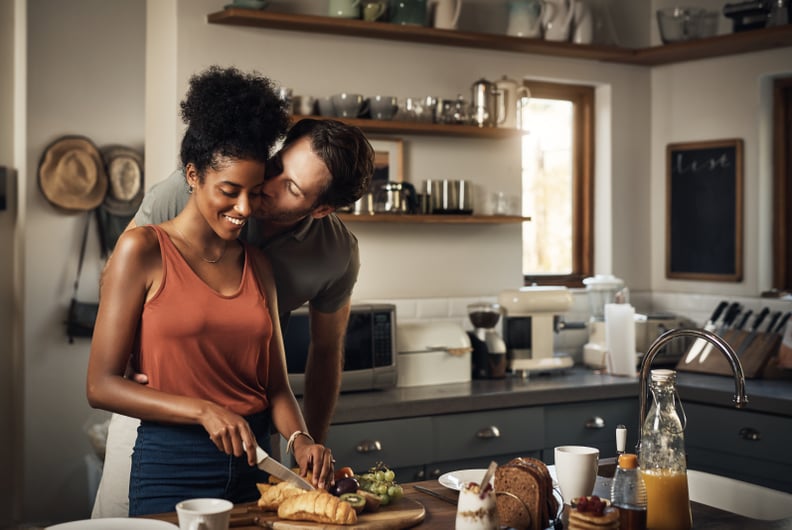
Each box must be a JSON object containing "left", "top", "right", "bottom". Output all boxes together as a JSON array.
[{"left": 637, "top": 328, "right": 749, "bottom": 453}]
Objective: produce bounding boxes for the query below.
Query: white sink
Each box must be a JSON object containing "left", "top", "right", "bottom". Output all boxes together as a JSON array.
[{"left": 687, "top": 469, "right": 792, "bottom": 520}]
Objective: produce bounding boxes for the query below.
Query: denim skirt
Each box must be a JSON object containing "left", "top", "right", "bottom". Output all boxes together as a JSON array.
[{"left": 128, "top": 410, "right": 272, "bottom": 516}]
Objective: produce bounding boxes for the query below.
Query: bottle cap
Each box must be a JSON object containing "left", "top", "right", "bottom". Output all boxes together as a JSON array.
[{"left": 618, "top": 453, "right": 638, "bottom": 469}]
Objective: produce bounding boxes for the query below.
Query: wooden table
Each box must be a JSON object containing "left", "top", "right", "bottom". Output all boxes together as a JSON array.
[{"left": 147, "top": 479, "right": 792, "bottom": 529}]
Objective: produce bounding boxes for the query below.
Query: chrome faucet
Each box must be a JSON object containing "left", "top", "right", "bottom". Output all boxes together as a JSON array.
[{"left": 637, "top": 328, "right": 748, "bottom": 450}]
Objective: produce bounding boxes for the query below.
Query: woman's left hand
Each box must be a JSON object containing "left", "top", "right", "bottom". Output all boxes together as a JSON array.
[{"left": 294, "top": 441, "right": 334, "bottom": 489}]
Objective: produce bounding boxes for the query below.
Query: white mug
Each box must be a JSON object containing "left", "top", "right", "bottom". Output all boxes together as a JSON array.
[
  {"left": 554, "top": 445, "right": 599, "bottom": 504},
  {"left": 176, "top": 498, "right": 233, "bottom": 530}
]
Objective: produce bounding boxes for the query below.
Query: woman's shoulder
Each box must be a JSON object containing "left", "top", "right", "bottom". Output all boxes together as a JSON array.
[{"left": 112, "top": 224, "right": 163, "bottom": 265}]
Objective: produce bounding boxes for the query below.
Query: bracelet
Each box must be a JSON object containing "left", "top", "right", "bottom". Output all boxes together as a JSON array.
[{"left": 286, "top": 430, "right": 314, "bottom": 455}]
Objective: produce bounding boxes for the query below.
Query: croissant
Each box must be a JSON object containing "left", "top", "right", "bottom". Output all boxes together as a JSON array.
[
  {"left": 277, "top": 489, "right": 358, "bottom": 525},
  {"left": 256, "top": 481, "right": 306, "bottom": 511}
]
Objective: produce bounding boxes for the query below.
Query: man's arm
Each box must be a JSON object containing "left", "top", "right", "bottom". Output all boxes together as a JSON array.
[{"left": 302, "top": 302, "right": 351, "bottom": 443}]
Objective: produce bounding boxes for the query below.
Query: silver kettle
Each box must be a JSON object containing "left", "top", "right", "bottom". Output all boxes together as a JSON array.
[{"left": 470, "top": 78, "right": 504, "bottom": 128}]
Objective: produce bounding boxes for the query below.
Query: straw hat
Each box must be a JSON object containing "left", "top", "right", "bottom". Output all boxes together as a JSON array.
[
  {"left": 100, "top": 145, "right": 144, "bottom": 216},
  {"left": 38, "top": 136, "right": 108, "bottom": 211}
]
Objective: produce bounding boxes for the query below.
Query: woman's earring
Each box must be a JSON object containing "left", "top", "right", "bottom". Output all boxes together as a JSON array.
[{"left": 188, "top": 185, "right": 194, "bottom": 194}]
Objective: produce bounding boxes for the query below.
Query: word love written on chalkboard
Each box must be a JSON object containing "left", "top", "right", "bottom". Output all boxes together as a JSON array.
[{"left": 666, "top": 139, "right": 743, "bottom": 282}]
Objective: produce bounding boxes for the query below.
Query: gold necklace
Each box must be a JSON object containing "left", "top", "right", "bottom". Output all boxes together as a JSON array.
[{"left": 174, "top": 225, "right": 227, "bottom": 264}]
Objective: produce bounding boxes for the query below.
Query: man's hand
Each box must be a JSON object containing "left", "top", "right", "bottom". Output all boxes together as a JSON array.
[
  {"left": 302, "top": 303, "right": 351, "bottom": 443},
  {"left": 123, "top": 356, "right": 148, "bottom": 385}
]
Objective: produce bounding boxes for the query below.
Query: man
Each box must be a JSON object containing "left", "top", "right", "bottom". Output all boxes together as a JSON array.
[{"left": 92, "top": 118, "right": 374, "bottom": 517}]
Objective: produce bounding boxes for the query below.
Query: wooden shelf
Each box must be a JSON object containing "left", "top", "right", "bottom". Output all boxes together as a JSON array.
[
  {"left": 336, "top": 213, "right": 530, "bottom": 224},
  {"left": 207, "top": 8, "right": 792, "bottom": 66},
  {"left": 290, "top": 114, "right": 521, "bottom": 138}
]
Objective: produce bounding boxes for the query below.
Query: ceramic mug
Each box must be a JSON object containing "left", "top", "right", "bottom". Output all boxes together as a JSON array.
[
  {"left": 554, "top": 445, "right": 599, "bottom": 504},
  {"left": 390, "top": 0, "right": 428, "bottom": 26},
  {"left": 363, "top": 0, "right": 387, "bottom": 21},
  {"left": 317, "top": 96, "right": 336, "bottom": 117},
  {"left": 331, "top": 92, "right": 367, "bottom": 117},
  {"left": 292, "top": 95, "right": 317, "bottom": 116},
  {"left": 328, "top": 0, "right": 361, "bottom": 18},
  {"left": 369, "top": 95, "right": 399, "bottom": 120},
  {"left": 176, "top": 498, "right": 233, "bottom": 530}
]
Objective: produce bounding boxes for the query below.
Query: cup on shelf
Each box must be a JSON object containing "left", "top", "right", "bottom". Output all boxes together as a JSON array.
[
  {"left": 331, "top": 92, "right": 367, "bottom": 118},
  {"left": 362, "top": 0, "right": 387, "bottom": 21},
  {"left": 369, "top": 95, "right": 399, "bottom": 120},
  {"left": 317, "top": 96, "right": 336, "bottom": 117},
  {"left": 390, "top": 0, "right": 428, "bottom": 25},
  {"left": 328, "top": 0, "right": 361, "bottom": 18},
  {"left": 292, "top": 95, "right": 317, "bottom": 116}
]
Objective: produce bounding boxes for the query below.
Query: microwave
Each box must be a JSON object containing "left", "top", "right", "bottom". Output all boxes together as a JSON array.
[{"left": 284, "top": 303, "right": 398, "bottom": 395}]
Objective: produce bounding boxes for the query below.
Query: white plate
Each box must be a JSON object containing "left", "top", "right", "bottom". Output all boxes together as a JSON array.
[
  {"left": 47, "top": 518, "right": 178, "bottom": 530},
  {"left": 438, "top": 469, "right": 494, "bottom": 491}
]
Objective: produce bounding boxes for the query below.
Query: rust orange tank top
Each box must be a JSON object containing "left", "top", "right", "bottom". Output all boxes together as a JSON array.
[{"left": 139, "top": 224, "right": 272, "bottom": 416}]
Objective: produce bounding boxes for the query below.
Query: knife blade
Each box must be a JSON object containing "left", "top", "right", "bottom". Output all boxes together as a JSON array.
[
  {"left": 733, "top": 307, "right": 770, "bottom": 358},
  {"left": 413, "top": 484, "right": 459, "bottom": 505},
  {"left": 254, "top": 445, "right": 314, "bottom": 491},
  {"left": 684, "top": 300, "right": 728, "bottom": 363},
  {"left": 699, "top": 302, "right": 741, "bottom": 363}
]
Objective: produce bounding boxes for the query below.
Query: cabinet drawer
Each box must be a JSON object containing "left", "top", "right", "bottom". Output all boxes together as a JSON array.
[
  {"left": 684, "top": 403, "right": 791, "bottom": 464},
  {"left": 544, "top": 399, "right": 637, "bottom": 454},
  {"left": 326, "top": 417, "right": 433, "bottom": 471},
  {"left": 432, "top": 407, "right": 544, "bottom": 463}
]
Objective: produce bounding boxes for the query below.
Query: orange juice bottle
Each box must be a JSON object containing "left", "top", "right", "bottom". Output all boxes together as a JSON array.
[{"left": 638, "top": 369, "right": 692, "bottom": 530}]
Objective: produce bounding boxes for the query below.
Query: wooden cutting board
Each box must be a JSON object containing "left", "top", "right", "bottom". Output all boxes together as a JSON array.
[{"left": 250, "top": 497, "right": 425, "bottom": 529}]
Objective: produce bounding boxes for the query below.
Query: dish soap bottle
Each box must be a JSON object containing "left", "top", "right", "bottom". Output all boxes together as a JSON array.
[
  {"left": 610, "top": 453, "right": 647, "bottom": 530},
  {"left": 638, "top": 369, "right": 692, "bottom": 529}
]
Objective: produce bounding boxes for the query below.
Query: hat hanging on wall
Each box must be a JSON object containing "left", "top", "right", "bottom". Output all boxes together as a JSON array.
[
  {"left": 38, "top": 135, "right": 108, "bottom": 211},
  {"left": 100, "top": 145, "right": 144, "bottom": 216}
]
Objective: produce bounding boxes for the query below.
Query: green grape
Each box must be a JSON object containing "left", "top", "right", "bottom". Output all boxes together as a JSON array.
[{"left": 383, "top": 469, "right": 395, "bottom": 482}]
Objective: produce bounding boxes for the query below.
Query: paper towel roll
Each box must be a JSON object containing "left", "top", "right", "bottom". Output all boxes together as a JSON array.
[{"left": 605, "top": 303, "right": 637, "bottom": 376}]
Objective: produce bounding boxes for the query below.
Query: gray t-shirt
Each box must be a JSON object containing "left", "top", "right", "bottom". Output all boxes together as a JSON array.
[{"left": 134, "top": 170, "right": 360, "bottom": 317}]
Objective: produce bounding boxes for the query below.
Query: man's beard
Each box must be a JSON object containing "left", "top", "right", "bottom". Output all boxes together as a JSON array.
[{"left": 254, "top": 203, "right": 316, "bottom": 226}]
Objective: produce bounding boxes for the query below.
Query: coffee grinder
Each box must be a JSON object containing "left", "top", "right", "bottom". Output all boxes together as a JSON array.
[
  {"left": 582, "top": 274, "right": 625, "bottom": 368},
  {"left": 467, "top": 303, "right": 507, "bottom": 379},
  {"left": 498, "top": 286, "right": 574, "bottom": 375}
]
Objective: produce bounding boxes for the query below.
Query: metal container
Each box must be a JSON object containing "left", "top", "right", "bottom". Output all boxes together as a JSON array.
[{"left": 427, "top": 179, "right": 473, "bottom": 214}]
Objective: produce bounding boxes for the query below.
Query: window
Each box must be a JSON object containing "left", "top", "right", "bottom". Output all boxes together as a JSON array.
[{"left": 520, "top": 81, "right": 594, "bottom": 287}]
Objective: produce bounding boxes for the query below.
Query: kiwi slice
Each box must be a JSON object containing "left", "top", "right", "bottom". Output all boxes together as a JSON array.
[{"left": 340, "top": 492, "right": 366, "bottom": 513}]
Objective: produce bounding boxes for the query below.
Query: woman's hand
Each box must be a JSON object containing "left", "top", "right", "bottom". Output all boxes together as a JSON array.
[
  {"left": 199, "top": 402, "right": 257, "bottom": 466},
  {"left": 293, "top": 439, "right": 335, "bottom": 490}
]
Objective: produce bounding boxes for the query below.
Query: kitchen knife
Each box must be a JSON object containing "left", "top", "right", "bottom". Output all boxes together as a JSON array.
[
  {"left": 774, "top": 312, "right": 791, "bottom": 334},
  {"left": 699, "top": 302, "right": 742, "bottom": 363},
  {"left": 763, "top": 311, "right": 782, "bottom": 333},
  {"left": 734, "top": 309, "right": 753, "bottom": 331},
  {"left": 733, "top": 307, "right": 770, "bottom": 358},
  {"left": 684, "top": 300, "right": 728, "bottom": 363},
  {"left": 254, "top": 445, "right": 314, "bottom": 491}
]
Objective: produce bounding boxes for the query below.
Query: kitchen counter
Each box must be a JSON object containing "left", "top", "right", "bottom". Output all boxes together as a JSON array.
[
  {"left": 145, "top": 478, "right": 792, "bottom": 529},
  {"left": 328, "top": 366, "right": 792, "bottom": 425}
]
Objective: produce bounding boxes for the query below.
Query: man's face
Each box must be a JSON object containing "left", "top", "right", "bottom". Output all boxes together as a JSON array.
[{"left": 254, "top": 136, "right": 333, "bottom": 225}]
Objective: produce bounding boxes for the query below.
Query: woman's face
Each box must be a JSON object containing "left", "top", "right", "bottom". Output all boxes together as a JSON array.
[{"left": 186, "top": 157, "right": 266, "bottom": 239}]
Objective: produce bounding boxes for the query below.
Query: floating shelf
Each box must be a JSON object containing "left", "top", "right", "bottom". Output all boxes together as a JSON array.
[
  {"left": 290, "top": 114, "right": 521, "bottom": 138},
  {"left": 336, "top": 213, "right": 530, "bottom": 224},
  {"left": 207, "top": 8, "right": 792, "bottom": 66}
]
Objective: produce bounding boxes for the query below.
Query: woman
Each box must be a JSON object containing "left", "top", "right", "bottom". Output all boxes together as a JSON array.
[{"left": 86, "top": 66, "right": 334, "bottom": 516}]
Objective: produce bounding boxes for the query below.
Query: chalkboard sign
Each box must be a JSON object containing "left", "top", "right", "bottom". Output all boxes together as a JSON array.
[{"left": 666, "top": 139, "right": 743, "bottom": 282}]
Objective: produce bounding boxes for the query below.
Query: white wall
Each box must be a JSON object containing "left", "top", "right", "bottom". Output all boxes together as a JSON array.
[
  {"left": 6, "top": 0, "right": 791, "bottom": 524},
  {"left": 16, "top": 0, "right": 146, "bottom": 524}
]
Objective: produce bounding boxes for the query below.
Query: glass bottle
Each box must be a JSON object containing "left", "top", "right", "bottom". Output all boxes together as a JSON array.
[
  {"left": 638, "top": 369, "right": 692, "bottom": 529},
  {"left": 610, "top": 453, "right": 647, "bottom": 530}
]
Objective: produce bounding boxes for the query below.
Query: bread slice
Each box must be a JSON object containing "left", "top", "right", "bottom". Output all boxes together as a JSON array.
[
  {"left": 277, "top": 489, "right": 358, "bottom": 525},
  {"left": 495, "top": 457, "right": 557, "bottom": 530}
]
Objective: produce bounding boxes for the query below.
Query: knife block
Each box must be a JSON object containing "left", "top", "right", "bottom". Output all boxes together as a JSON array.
[{"left": 675, "top": 329, "right": 780, "bottom": 378}]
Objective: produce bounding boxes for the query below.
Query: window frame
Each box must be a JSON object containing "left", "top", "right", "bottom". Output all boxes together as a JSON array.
[
  {"left": 772, "top": 76, "right": 792, "bottom": 291},
  {"left": 521, "top": 81, "right": 594, "bottom": 288}
]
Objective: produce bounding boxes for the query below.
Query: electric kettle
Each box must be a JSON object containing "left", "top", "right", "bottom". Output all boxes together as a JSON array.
[{"left": 470, "top": 78, "right": 504, "bottom": 128}]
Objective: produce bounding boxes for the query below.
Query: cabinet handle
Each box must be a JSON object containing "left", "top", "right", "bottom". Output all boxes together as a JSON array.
[
  {"left": 415, "top": 469, "right": 426, "bottom": 481},
  {"left": 738, "top": 427, "right": 761, "bottom": 441},
  {"left": 355, "top": 439, "right": 383, "bottom": 453},
  {"left": 585, "top": 416, "right": 606, "bottom": 429},
  {"left": 429, "top": 468, "right": 442, "bottom": 479},
  {"left": 476, "top": 426, "right": 501, "bottom": 439}
]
